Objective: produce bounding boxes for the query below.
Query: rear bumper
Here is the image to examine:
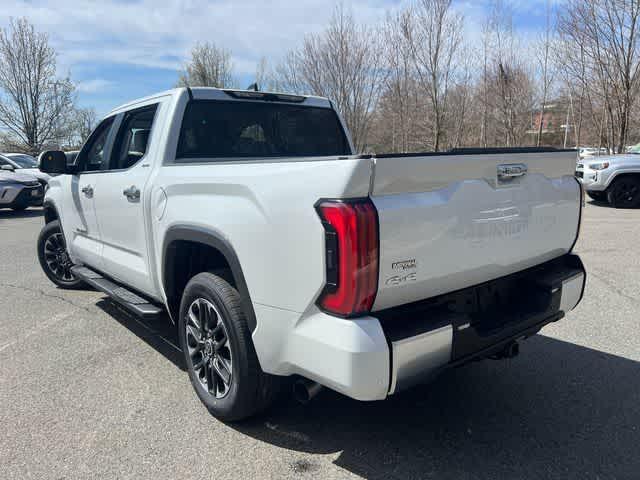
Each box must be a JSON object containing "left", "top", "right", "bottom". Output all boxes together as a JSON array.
[
  {"left": 383, "top": 253, "right": 585, "bottom": 395},
  {"left": 254, "top": 254, "right": 585, "bottom": 401}
]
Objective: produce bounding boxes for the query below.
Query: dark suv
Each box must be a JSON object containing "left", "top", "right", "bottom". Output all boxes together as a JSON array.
[{"left": 0, "top": 168, "right": 44, "bottom": 211}]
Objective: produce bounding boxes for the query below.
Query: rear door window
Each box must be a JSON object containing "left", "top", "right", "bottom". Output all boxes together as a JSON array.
[{"left": 175, "top": 100, "right": 350, "bottom": 161}]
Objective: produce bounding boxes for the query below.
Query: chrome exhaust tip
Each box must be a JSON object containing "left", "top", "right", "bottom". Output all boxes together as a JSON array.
[{"left": 293, "top": 378, "right": 323, "bottom": 404}]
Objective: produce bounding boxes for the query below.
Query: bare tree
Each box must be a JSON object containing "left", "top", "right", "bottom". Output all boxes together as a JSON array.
[
  {"left": 535, "top": 0, "right": 557, "bottom": 146},
  {"left": 52, "top": 106, "right": 97, "bottom": 149},
  {"left": 276, "top": 6, "right": 386, "bottom": 151},
  {"left": 402, "top": 0, "right": 464, "bottom": 151},
  {"left": 447, "top": 55, "right": 473, "bottom": 149},
  {"left": 0, "top": 18, "right": 75, "bottom": 154},
  {"left": 559, "top": 0, "right": 640, "bottom": 153},
  {"left": 178, "top": 42, "right": 234, "bottom": 88},
  {"left": 479, "top": 20, "right": 492, "bottom": 148},
  {"left": 482, "top": 1, "right": 536, "bottom": 146},
  {"left": 212, "top": 0, "right": 640, "bottom": 153},
  {"left": 254, "top": 56, "right": 268, "bottom": 90},
  {"left": 271, "top": 51, "right": 304, "bottom": 94},
  {"left": 378, "top": 10, "right": 421, "bottom": 152},
  {"left": 73, "top": 107, "right": 97, "bottom": 144}
]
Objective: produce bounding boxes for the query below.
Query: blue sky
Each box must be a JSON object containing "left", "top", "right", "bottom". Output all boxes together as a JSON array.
[{"left": 1, "top": 0, "right": 558, "bottom": 117}]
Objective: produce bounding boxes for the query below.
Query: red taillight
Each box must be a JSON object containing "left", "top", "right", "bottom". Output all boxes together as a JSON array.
[{"left": 316, "top": 199, "right": 379, "bottom": 317}]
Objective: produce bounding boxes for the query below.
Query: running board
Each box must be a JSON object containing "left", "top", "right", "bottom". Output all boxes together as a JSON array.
[{"left": 71, "top": 266, "right": 163, "bottom": 319}]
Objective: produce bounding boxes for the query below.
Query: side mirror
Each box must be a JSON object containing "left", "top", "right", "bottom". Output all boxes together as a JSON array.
[
  {"left": 1, "top": 164, "right": 15, "bottom": 171},
  {"left": 39, "top": 151, "right": 69, "bottom": 174},
  {"left": 65, "top": 151, "right": 78, "bottom": 164}
]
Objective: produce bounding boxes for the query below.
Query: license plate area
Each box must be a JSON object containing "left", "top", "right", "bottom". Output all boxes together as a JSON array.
[
  {"left": 377, "top": 254, "right": 585, "bottom": 363},
  {"left": 450, "top": 255, "right": 584, "bottom": 360}
]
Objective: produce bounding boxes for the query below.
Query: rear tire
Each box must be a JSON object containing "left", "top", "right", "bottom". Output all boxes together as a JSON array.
[
  {"left": 178, "top": 272, "right": 282, "bottom": 421},
  {"left": 607, "top": 176, "right": 640, "bottom": 208},
  {"left": 586, "top": 191, "right": 607, "bottom": 202},
  {"left": 37, "top": 220, "right": 84, "bottom": 289}
]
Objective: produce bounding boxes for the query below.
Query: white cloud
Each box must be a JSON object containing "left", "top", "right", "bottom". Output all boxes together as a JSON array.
[
  {"left": 76, "top": 78, "right": 114, "bottom": 93},
  {"left": 0, "top": 0, "right": 397, "bottom": 76},
  {"left": 0, "top": 0, "right": 552, "bottom": 107}
]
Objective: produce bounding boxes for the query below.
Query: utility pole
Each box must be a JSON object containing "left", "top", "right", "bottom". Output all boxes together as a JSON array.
[{"left": 563, "top": 91, "right": 572, "bottom": 148}]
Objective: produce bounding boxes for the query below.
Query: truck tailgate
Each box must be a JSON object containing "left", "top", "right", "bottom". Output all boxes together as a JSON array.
[{"left": 370, "top": 150, "right": 581, "bottom": 311}]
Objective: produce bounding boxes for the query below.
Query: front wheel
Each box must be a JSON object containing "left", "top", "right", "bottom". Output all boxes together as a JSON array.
[
  {"left": 178, "top": 272, "right": 281, "bottom": 421},
  {"left": 607, "top": 177, "right": 640, "bottom": 208},
  {"left": 37, "top": 220, "right": 84, "bottom": 288},
  {"left": 586, "top": 191, "right": 607, "bottom": 202}
]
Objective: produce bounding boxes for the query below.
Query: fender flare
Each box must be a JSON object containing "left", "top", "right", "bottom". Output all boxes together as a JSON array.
[
  {"left": 604, "top": 169, "right": 640, "bottom": 189},
  {"left": 42, "top": 200, "right": 60, "bottom": 224},
  {"left": 162, "top": 225, "right": 257, "bottom": 331}
]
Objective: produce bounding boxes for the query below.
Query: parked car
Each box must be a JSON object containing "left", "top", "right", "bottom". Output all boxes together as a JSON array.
[
  {"left": 0, "top": 167, "right": 44, "bottom": 211},
  {"left": 576, "top": 153, "right": 640, "bottom": 207},
  {"left": 37, "top": 87, "right": 585, "bottom": 420},
  {"left": 626, "top": 144, "right": 640, "bottom": 153},
  {"left": 0, "top": 153, "right": 51, "bottom": 186},
  {"left": 578, "top": 147, "right": 607, "bottom": 159}
]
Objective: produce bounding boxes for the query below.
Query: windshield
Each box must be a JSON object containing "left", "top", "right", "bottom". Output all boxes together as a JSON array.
[
  {"left": 176, "top": 100, "right": 351, "bottom": 161},
  {"left": 6, "top": 154, "right": 37, "bottom": 168}
]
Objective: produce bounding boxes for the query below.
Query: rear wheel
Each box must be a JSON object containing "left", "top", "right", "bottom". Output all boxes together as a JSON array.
[
  {"left": 178, "top": 272, "right": 281, "bottom": 421},
  {"left": 607, "top": 176, "right": 640, "bottom": 208},
  {"left": 37, "top": 220, "right": 84, "bottom": 288}
]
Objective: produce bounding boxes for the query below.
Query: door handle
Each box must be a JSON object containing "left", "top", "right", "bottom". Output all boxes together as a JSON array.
[
  {"left": 81, "top": 185, "right": 93, "bottom": 198},
  {"left": 123, "top": 185, "right": 140, "bottom": 202}
]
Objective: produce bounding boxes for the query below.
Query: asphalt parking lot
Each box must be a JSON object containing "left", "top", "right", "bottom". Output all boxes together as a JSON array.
[{"left": 1, "top": 201, "right": 639, "bottom": 480}]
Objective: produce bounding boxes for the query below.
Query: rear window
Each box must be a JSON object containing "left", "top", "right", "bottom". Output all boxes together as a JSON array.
[{"left": 175, "top": 100, "right": 351, "bottom": 161}]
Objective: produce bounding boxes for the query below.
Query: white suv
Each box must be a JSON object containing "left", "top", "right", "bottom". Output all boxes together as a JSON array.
[{"left": 576, "top": 154, "right": 640, "bottom": 207}]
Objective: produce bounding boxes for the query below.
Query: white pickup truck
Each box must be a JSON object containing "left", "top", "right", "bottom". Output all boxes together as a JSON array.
[{"left": 38, "top": 87, "right": 586, "bottom": 421}]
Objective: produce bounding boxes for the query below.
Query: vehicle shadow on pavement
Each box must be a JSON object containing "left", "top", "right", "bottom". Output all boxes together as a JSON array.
[
  {"left": 586, "top": 199, "right": 612, "bottom": 208},
  {"left": 0, "top": 207, "right": 43, "bottom": 219},
  {"left": 231, "top": 335, "right": 640, "bottom": 479},
  {"left": 586, "top": 199, "right": 640, "bottom": 209},
  {"left": 96, "top": 299, "right": 186, "bottom": 371},
  {"left": 86, "top": 300, "right": 640, "bottom": 479}
]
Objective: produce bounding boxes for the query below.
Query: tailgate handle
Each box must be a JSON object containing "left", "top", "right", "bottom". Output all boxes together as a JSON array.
[{"left": 497, "top": 163, "right": 527, "bottom": 180}]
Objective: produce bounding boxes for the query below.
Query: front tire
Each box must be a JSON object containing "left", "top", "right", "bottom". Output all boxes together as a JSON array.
[
  {"left": 587, "top": 191, "right": 607, "bottom": 202},
  {"left": 37, "top": 220, "right": 84, "bottom": 289},
  {"left": 178, "top": 272, "right": 281, "bottom": 421},
  {"left": 607, "top": 177, "right": 640, "bottom": 208}
]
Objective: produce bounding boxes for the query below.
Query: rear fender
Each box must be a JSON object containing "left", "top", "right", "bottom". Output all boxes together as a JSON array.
[{"left": 161, "top": 225, "right": 257, "bottom": 331}]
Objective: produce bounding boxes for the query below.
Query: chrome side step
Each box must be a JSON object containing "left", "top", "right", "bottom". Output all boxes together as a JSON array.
[{"left": 71, "top": 266, "right": 163, "bottom": 319}]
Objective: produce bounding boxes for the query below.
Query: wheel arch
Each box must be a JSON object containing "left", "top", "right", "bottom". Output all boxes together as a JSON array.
[
  {"left": 43, "top": 200, "right": 60, "bottom": 224},
  {"left": 161, "top": 225, "right": 257, "bottom": 332},
  {"left": 605, "top": 170, "right": 640, "bottom": 189}
]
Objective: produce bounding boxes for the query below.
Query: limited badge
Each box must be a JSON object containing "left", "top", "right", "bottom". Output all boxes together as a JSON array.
[{"left": 392, "top": 259, "right": 416, "bottom": 271}]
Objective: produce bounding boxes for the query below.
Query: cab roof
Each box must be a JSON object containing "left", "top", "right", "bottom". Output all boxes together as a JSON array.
[{"left": 108, "top": 87, "right": 332, "bottom": 116}]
